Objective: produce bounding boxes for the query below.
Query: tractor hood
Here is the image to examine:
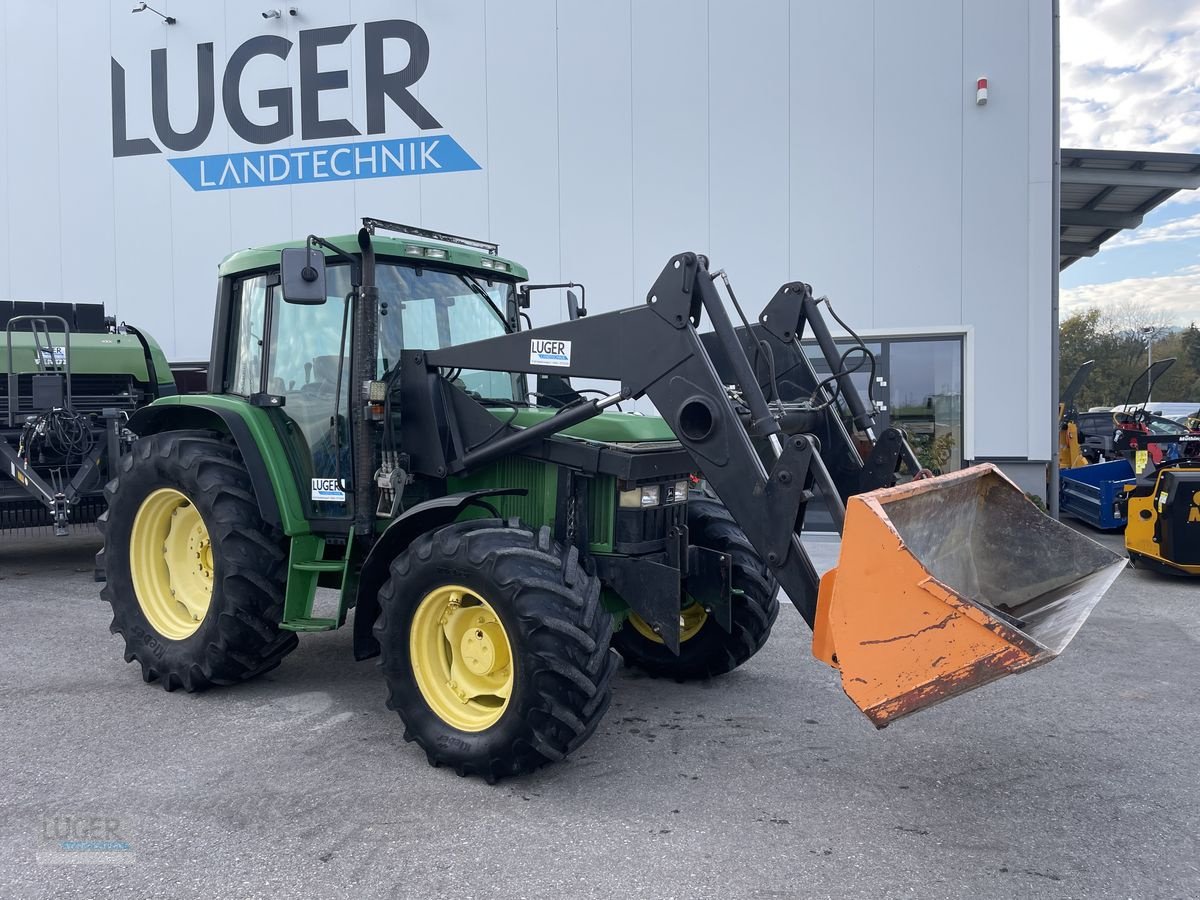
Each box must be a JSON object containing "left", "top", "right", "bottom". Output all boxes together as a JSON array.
[{"left": 499, "top": 407, "right": 677, "bottom": 444}]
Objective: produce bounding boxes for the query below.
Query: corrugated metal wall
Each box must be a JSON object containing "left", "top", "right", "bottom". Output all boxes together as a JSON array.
[{"left": 0, "top": 0, "right": 1053, "bottom": 462}]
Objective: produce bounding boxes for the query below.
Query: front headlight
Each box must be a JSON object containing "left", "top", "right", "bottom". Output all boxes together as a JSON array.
[
  {"left": 664, "top": 480, "right": 689, "bottom": 504},
  {"left": 619, "top": 485, "right": 661, "bottom": 508}
]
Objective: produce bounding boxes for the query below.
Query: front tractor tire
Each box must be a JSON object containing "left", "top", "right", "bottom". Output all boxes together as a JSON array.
[
  {"left": 611, "top": 494, "right": 779, "bottom": 680},
  {"left": 376, "top": 519, "right": 617, "bottom": 781},
  {"left": 99, "top": 432, "right": 298, "bottom": 691}
]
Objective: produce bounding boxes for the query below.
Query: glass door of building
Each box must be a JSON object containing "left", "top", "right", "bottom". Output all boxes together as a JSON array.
[{"left": 800, "top": 334, "right": 964, "bottom": 530}]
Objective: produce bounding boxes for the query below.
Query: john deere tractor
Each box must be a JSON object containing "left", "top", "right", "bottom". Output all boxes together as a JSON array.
[{"left": 99, "top": 219, "right": 1123, "bottom": 780}]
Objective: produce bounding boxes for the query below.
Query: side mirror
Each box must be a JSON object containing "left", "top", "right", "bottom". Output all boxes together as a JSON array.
[
  {"left": 280, "top": 247, "right": 328, "bottom": 304},
  {"left": 519, "top": 282, "right": 587, "bottom": 317},
  {"left": 567, "top": 289, "right": 587, "bottom": 320}
]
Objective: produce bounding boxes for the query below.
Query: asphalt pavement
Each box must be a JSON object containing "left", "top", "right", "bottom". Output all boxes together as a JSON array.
[{"left": 0, "top": 526, "right": 1197, "bottom": 899}]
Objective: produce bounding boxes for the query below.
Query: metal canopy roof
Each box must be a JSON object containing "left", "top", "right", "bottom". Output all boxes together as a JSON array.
[{"left": 1060, "top": 148, "right": 1200, "bottom": 269}]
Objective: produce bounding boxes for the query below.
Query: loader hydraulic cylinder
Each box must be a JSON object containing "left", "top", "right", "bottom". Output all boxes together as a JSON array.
[{"left": 457, "top": 390, "right": 626, "bottom": 471}]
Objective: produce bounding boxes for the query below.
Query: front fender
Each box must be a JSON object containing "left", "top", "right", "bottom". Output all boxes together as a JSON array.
[{"left": 352, "top": 488, "right": 526, "bottom": 661}]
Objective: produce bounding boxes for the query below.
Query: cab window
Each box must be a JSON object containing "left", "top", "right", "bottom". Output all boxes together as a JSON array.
[{"left": 226, "top": 275, "right": 268, "bottom": 396}]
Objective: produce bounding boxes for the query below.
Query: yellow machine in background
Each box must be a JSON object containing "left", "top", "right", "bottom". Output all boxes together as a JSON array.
[
  {"left": 1106, "top": 363, "right": 1200, "bottom": 577},
  {"left": 1058, "top": 361, "right": 1095, "bottom": 470},
  {"left": 1056, "top": 357, "right": 1198, "bottom": 575},
  {"left": 1122, "top": 447, "right": 1200, "bottom": 577}
]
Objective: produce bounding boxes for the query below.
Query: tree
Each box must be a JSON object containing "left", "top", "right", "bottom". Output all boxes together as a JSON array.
[
  {"left": 1098, "top": 297, "right": 1171, "bottom": 343},
  {"left": 1059, "top": 310, "right": 1200, "bottom": 407},
  {"left": 1182, "top": 325, "right": 1200, "bottom": 395}
]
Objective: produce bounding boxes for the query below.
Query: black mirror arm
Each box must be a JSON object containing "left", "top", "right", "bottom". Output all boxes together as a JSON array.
[
  {"left": 518, "top": 282, "right": 587, "bottom": 314},
  {"left": 307, "top": 234, "right": 363, "bottom": 287}
]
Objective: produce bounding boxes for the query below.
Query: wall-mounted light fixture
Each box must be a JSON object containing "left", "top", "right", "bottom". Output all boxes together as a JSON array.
[
  {"left": 976, "top": 77, "right": 989, "bottom": 106},
  {"left": 131, "top": 2, "right": 176, "bottom": 24}
]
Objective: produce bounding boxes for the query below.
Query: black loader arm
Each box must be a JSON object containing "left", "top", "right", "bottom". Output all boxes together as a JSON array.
[
  {"left": 701, "top": 283, "right": 922, "bottom": 500},
  {"left": 397, "top": 253, "right": 827, "bottom": 624}
]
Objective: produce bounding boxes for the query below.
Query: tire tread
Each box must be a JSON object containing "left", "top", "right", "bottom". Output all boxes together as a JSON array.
[
  {"left": 375, "top": 518, "right": 615, "bottom": 780},
  {"left": 99, "top": 432, "right": 297, "bottom": 692}
]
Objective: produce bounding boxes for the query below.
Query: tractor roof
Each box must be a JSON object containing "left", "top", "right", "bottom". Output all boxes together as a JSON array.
[{"left": 218, "top": 234, "right": 529, "bottom": 281}]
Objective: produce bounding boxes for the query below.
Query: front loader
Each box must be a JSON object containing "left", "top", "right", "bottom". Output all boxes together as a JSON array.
[{"left": 98, "top": 220, "right": 1123, "bottom": 779}]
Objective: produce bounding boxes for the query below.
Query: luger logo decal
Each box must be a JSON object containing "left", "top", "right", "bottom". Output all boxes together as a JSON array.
[
  {"left": 530, "top": 340, "right": 571, "bottom": 368},
  {"left": 111, "top": 20, "right": 479, "bottom": 191},
  {"left": 311, "top": 478, "right": 346, "bottom": 502}
]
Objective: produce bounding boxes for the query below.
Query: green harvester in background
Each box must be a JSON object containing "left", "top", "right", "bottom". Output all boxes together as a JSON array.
[{"left": 1, "top": 302, "right": 174, "bottom": 532}]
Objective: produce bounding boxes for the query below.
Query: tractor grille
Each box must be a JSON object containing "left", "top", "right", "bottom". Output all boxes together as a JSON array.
[
  {"left": 0, "top": 373, "right": 143, "bottom": 416},
  {"left": 475, "top": 456, "right": 551, "bottom": 525},
  {"left": 448, "top": 457, "right": 616, "bottom": 550}
]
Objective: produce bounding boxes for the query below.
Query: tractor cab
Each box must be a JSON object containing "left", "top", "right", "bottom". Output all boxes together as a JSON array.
[{"left": 209, "top": 222, "right": 529, "bottom": 526}]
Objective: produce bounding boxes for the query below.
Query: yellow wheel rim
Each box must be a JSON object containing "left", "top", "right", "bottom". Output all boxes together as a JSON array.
[
  {"left": 409, "top": 585, "right": 514, "bottom": 732},
  {"left": 129, "top": 488, "right": 214, "bottom": 640},
  {"left": 629, "top": 602, "right": 708, "bottom": 645}
]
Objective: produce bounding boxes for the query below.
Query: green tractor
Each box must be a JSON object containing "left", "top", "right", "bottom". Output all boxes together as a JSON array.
[{"left": 99, "top": 219, "right": 1123, "bottom": 780}]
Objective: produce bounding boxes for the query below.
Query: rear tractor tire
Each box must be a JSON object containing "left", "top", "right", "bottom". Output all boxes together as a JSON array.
[
  {"left": 376, "top": 519, "right": 617, "bottom": 781},
  {"left": 99, "top": 432, "right": 297, "bottom": 691},
  {"left": 611, "top": 493, "right": 779, "bottom": 680}
]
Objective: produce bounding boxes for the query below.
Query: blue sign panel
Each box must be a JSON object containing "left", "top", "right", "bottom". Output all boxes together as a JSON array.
[{"left": 168, "top": 134, "right": 479, "bottom": 192}]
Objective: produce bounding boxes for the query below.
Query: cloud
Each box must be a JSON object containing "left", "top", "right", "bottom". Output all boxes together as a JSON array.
[
  {"left": 1060, "top": 0, "right": 1200, "bottom": 152},
  {"left": 1107, "top": 211, "right": 1200, "bottom": 248},
  {"left": 1061, "top": 264, "right": 1200, "bottom": 324},
  {"left": 1162, "top": 189, "right": 1200, "bottom": 210}
]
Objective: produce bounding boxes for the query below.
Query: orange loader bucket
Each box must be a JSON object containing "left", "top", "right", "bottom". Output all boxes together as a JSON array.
[{"left": 812, "top": 464, "right": 1124, "bottom": 727}]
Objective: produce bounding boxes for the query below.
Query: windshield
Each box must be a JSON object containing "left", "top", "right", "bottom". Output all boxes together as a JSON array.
[
  {"left": 328, "top": 260, "right": 519, "bottom": 402},
  {"left": 1147, "top": 416, "right": 1187, "bottom": 435}
]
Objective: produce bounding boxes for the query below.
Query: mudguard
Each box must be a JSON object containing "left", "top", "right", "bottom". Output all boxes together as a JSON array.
[
  {"left": 128, "top": 398, "right": 299, "bottom": 531},
  {"left": 352, "top": 488, "right": 527, "bottom": 661}
]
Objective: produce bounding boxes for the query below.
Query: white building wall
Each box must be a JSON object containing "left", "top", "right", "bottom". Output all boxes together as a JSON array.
[{"left": 0, "top": 0, "right": 1055, "bottom": 466}]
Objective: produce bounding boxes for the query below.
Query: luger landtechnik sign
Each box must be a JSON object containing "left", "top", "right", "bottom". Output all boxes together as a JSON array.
[{"left": 110, "top": 19, "right": 480, "bottom": 191}]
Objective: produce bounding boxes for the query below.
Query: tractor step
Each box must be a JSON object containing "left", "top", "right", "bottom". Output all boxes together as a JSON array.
[
  {"left": 291, "top": 560, "right": 345, "bottom": 573},
  {"left": 280, "top": 617, "right": 339, "bottom": 632},
  {"left": 281, "top": 531, "right": 360, "bottom": 632}
]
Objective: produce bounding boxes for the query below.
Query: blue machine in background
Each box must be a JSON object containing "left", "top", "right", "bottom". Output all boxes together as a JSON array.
[{"left": 1059, "top": 458, "right": 1135, "bottom": 531}]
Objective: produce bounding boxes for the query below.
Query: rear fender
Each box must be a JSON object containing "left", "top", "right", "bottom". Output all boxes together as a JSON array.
[
  {"left": 352, "top": 488, "right": 527, "bottom": 661},
  {"left": 127, "top": 398, "right": 303, "bottom": 533}
]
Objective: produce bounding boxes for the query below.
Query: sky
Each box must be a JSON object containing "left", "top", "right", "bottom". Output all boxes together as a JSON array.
[{"left": 1058, "top": 0, "right": 1200, "bottom": 326}]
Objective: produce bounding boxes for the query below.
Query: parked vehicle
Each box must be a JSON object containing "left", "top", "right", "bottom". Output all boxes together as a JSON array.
[
  {"left": 1, "top": 302, "right": 173, "bottom": 533},
  {"left": 96, "top": 219, "right": 1122, "bottom": 779}
]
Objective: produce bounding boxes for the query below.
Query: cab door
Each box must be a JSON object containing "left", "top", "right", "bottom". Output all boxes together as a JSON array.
[{"left": 260, "top": 278, "right": 354, "bottom": 524}]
